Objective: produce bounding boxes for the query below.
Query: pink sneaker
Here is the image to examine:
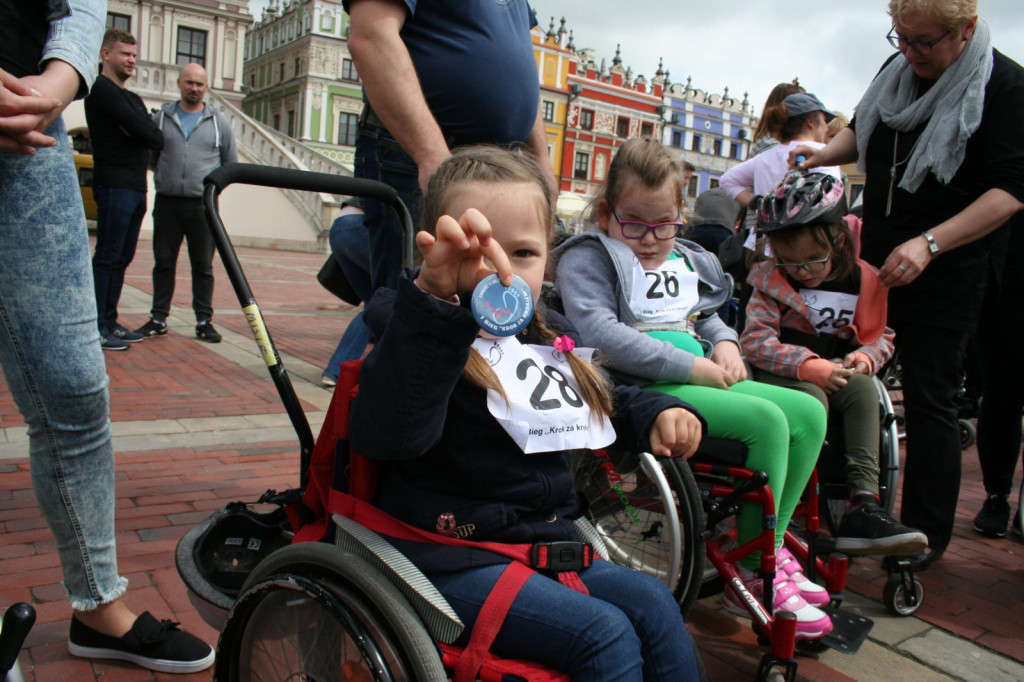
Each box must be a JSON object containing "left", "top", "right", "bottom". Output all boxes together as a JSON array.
[
  {"left": 776, "top": 546, "right": 831, "bottom": 607},
  {"left": 723, "top": 566, "right": 833, "bottom": 640}
]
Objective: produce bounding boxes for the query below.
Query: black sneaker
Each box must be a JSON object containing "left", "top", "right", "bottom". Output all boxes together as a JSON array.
[
  {"left": 835, "top": 502, "right": 928, "bottom": 555},
  {"left": 973, "top": 494, "right": 1010, "bottom": 538},
  {"left": 135, "top": 319, "right": 168, "bottom": 337},
  {"left": 109, "top": 323, "right": 144, "bottom": 343},
  {"left": 68, "top": 611, "right": 214, "bottom": 674},
  {"left": 100, "top": 331, "right": 130, "bottom": 351},
  {"left": 195, "top": 321, "right": 222, "bottom": 343}
]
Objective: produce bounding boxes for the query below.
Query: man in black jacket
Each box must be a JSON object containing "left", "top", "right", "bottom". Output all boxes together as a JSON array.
[{"left": 84, "top": 28, "right": 163, "bottom": 351}]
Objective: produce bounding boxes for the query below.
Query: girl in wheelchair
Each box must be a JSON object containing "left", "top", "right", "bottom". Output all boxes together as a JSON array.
[
  {"left": 554, "top": 139, "right": 832, "bottom": 639},
  {"left": 741, "top": 171, "right": 927, "bottom": 556},
  {"left": 349, "top": 146, "right": 704, "bottom": 680}
]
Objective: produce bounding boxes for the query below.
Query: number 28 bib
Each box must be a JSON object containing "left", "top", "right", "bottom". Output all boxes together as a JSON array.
[
  {"left": 472, "top": 336, "right": 614, "bottom": 454},
  {"left": 629, "top": 256, "right": 700, "bottom": 325}
]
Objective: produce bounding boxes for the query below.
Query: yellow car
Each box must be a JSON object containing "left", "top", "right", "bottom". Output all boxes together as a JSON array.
[{"left": 73, "top": 152, "right": 97, "bottom": 220}]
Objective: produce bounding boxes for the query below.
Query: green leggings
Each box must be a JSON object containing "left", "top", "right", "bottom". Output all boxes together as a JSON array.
[{"left": 647, "top": 380, "right": 826, "bottom": 569}]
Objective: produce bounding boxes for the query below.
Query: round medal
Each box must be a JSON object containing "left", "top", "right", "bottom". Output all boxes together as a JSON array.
[{"left": 471, "top": 273, "right": 534, "bottom": 336}]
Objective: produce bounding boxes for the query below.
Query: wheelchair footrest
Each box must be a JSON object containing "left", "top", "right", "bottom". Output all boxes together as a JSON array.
[{"left": 818, "top": 607, "right": 873, "bottom": 654}]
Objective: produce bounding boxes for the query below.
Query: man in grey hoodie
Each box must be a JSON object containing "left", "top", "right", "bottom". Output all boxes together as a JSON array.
[{"left": 136, "top": 63, "right": 236, "bottom": 343}]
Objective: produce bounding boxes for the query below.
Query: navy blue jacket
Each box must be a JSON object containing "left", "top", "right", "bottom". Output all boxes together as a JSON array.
[{"left": 349, "top": 273, "right": 705, "bottom": 571}]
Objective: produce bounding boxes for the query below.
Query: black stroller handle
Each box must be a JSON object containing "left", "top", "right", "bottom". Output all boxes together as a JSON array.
[{"left": 202, "top": 163, "right": 415, "bottom": 488}]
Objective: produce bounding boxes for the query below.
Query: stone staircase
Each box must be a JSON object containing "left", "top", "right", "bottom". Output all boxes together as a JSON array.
[{"left": 209, "top": 91, "right": 352, "bottom": 249}]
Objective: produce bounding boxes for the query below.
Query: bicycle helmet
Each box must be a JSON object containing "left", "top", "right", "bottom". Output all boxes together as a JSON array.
[{"left": 757, "top": 171, "right": 845, "bottom": 233}]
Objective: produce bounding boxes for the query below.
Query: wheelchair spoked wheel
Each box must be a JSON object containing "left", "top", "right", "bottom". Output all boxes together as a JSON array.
[
  {"left": 215, "top": 543, "right": 447, "bottom": 682},
  {"left": 570, "top": 449, "right": 705, "bottom": 617}
]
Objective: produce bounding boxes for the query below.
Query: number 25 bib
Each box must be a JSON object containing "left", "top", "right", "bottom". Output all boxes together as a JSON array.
[
  {"left": 629, "top": 256, "right": 700, "bottom": 325},
  {"left": 472, "top": 336, "right": 614, "bottom": 454},
  {"left": 798, "top": 288, "right": 859, "bottom": 335}
]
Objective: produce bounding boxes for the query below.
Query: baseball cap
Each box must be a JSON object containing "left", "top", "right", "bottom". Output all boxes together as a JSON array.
[{"left": 782, "top": 93, "right": 837, "bottom": 122}]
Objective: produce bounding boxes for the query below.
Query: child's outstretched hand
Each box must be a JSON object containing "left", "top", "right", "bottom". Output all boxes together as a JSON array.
[
  {"left": 649, "top": 408, "right": 702, "bottom": 460},
  {"left": 414, "top": 208, "right": 514, "bottom": 300}
]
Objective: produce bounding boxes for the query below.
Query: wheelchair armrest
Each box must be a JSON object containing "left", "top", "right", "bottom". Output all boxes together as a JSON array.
[{"left": 331, "top": 514, "right": 464, "bottom": 644}]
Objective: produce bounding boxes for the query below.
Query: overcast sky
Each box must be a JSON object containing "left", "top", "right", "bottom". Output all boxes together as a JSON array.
[{"left": 248, "top": 0, "right": 1024, "bottom": 117}]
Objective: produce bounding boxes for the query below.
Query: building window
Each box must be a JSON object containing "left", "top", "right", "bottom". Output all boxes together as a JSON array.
[
  {"left": 287, "top": 110, "right": 296, "bottom": 137},
  {"left": 731, "top": 142, "right": 741, "bottom": 159},
  {"left": 106, "top": 13, "right": 131, "bottom": 31},
  {"left": 687, "top": 175, "right": 698, "bottom": 198},
  {"left": 176, "top": 27, "right": 207, "bottom": 66},
  {"left": 273, "top": 113, "right": 281, "bottom": 131},
  {"left": 691, "top": 133, "right": 701, "bottom": 152},
  {"left": 342, "top": 58, "right": 359, "bottom": 81},
  {"left": 574, "top": 152, "right": 590, "bottom": 180},
  {"left": 616, "top": 117, "right": 629, "bottom": 138},
  {"left": 641, "top": 122, "right": 654, "bottom": 138},
  {"left": 337, "top": 113, "right": 359, "bottom": 146},
  {"left": 294, "top": 57, "right": 301, "bottom": 77},
  {"left": 579, "top": 109, "right": 594, "bottom": 131},
  {"left": 542, "top": 100, "right": 555, "bottom": 122},
  {"left": 712, "top": 139, "right": 722, "bottom": 156},
  {"left": 671, "top": 130, "right": 683, "bottom": 148},
  {"left": 249, "top": 74, "right": 255, "bottom": 89},
  {"left": 279, "top": 63, "right": 285, "bottom": 81},
  {"left": 710, "top": 178, "right": 720, "bottom": 189}
]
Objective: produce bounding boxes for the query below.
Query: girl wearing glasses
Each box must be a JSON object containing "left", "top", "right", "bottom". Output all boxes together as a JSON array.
[
  {"left": 555, "top": 139, "right": 833, "bottom": 640},
  {"left": 742, "top": 172, "right": 927, "bottom": 557}
]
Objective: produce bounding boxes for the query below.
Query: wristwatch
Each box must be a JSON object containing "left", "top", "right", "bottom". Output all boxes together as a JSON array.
[{"left": 921, "top": 231, "right": 940, "bottom": 256}]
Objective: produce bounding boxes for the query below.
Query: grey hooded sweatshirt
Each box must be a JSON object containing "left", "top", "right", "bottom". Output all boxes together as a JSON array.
[
  {"left": 151, "top": 101, "right": 237, "bottom": 198},
  {"left": 554, "top": 230, "right": 737, "bottom": 385}
]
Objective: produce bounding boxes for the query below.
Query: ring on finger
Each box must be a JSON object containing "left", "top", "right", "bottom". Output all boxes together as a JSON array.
[{"left": 897, "top": 264, "right": 907, "bottom": 272}]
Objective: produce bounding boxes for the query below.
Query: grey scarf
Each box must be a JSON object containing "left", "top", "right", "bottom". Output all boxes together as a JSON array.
[{"left": 853, "top": 19, "right": 994, "bottom": 192}]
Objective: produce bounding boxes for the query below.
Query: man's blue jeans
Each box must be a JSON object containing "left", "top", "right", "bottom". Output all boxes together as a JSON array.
[
  {"left": 354, "top": 121, "right": 421, "bottom": 292},
  {"left": 429, "top": 559, "right": 701, "bottom": 680},
  {"left": 93, "top": 186, "right": 146, "bottom": 330},
  {"left": 324, "top": 212, "right": 374, "bottom": 380},
  {"left": 0, "top": 118, "right": 127, "bottom": 610}
]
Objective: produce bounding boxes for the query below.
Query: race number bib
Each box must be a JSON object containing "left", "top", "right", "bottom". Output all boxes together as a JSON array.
[
  {"left": 472, "top": 336, "right": 614, "bottom": 454},
  {"left": 799, "top": 288, "right": 859, "bottom": 335},
  {"left": 629, "top": 257, "right": 700, "bottom": 325}
]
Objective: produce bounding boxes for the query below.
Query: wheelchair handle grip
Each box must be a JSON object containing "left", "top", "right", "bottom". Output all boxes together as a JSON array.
[{"left": 0, "top": 602, "right": 36, "bottom": 674}]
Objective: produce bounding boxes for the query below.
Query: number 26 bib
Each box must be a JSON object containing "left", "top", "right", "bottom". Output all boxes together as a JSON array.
[
  {"left": 472, "top": 336, "right": 614, "bottom": 454},
  {"left": 629, "top": 256, "right": 700, "bottom": 325}
]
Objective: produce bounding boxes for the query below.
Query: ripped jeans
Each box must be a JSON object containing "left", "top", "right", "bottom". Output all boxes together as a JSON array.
[{"left": 0, "top": 118, "right": 127, "bottom": 610}]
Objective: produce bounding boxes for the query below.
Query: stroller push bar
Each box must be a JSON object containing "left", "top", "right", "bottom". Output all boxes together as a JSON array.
[{"left": 202, "top": 163, "right": 416, "bottom": 487}]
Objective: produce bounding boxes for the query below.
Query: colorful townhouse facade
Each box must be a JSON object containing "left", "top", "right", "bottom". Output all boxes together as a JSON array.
[
  {"left": 241, "top": 0, "right": 363, "bottom": 165},
  {"left": 663, "top": 78, "right": 757, "bottom": 200}
]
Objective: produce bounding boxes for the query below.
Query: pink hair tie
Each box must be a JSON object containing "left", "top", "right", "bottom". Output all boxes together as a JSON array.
[{"left": 553, "top": 335, "right": 575, "bottom": 353}]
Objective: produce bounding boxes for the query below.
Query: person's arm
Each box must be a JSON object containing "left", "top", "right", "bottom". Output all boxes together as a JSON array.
[
  {"left": 718, "top": 155, "right": 757, "bottom": 205},
  {"left": 611, "top": 383, "right": 706, "bottom": 459},
  {"left": 93, "top": 85, "right": 164, "bottom": 150},
  {"left": 878, "top": 188, "right": 1024, "bottom": 287},
  {"left": 219, "top": 113, "right": 238, "bottom": 164},
  {"left": 525, "top": 106, "right": 558, "bottom": 202},
  {"left": 0, "top": 67, "right": 62, "bottom": 153},
  {"left": 791, "top": 126, "right": 858, "bottom": 170},
  {"left": 740, "top": 274, "right": 819, "bottom": 381},
  {"left": 346, "top": 0, "right": 450, "bottom": 194}
]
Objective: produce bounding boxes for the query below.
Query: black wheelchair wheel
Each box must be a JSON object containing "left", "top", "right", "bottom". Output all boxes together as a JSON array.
[
  {"left": 570, "top": 449, "right": 705, "bottom": 617},
  {"left": 215, "top": 543, "right": 447, "bottom": 682}
]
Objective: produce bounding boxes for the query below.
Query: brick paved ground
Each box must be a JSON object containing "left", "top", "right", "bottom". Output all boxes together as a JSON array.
[{"left": 2, "top": 240, "right": 1022, "bottom": 681}]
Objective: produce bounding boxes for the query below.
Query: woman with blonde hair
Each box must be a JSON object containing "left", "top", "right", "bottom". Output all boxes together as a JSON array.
[{"left": 793, "top": 0, "right": 1024, "bottom": 570}]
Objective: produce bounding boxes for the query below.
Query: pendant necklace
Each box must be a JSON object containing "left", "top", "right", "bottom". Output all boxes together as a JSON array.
[{"left": 886, "top": 130, "right": 921, "bottom": 217}]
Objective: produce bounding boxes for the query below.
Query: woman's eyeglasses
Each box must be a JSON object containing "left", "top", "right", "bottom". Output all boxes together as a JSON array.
[
  {"left": 774, "top": 254, "right": 832, "bottom": 274},
  {"left": 613, "top": 209, "right": 683, "bottom": 240},
  {"left": 886, "top": 28, "right": 951, "bottom": 55}
]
